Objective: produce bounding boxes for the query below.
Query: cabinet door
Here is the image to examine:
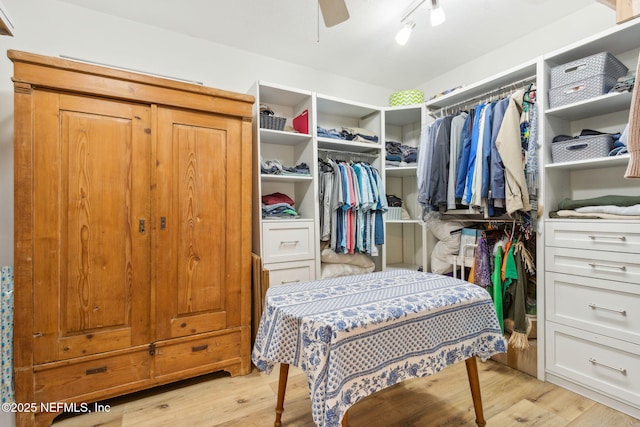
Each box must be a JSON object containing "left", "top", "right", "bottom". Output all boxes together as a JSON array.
[
  {"left": 155, "top": 108, "right": 247, "bottom": 340},
  {"left": 32, "top": 92, "right": 152, "bottom": 364}
]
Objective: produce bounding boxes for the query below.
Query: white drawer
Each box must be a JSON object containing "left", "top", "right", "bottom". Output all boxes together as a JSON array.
[
  {"left": 546, "top": 220, "right": 640, "bottom": 253},
  {"left": 546, "top": 272, "right": 640, "bottom": 344},
  {"left": 546, "top": 323, "right": 640, "bottom": 409},
  {"left": 265, "top": 260, "right": 316, "bottom": 286},
  {"left": 262, "top": 220, "right": 315, "bottom": 264},
  {"left": 545, "top": 247, "right": 640, "bottom": 285}
]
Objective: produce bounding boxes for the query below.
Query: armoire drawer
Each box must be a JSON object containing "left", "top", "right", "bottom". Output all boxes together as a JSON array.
[
  {"left": 546, "top": 272, "right": 640, "bottom": 344},
  {"left": 546, "top": 322, "right": 640, "bottom": 409},
  {"left": 265, "top": 259, "right": 316, "bottom": 286},
  {"left": 34, "top": 349, "right": 150, "bottom": 403},
  {"left": 546, "top": 220, "right": 640, "bottom": 253},
  {"left": 545, "top": 247, "right": 640, "bottom": 284},
  {"left": 262, "top": 220, "right": 315, "bottom": 263},
  {"left": 154, "top": 330, "right": 242, "bottom": 379}
]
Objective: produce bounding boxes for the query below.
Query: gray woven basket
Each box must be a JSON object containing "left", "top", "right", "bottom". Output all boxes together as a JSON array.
[
  {"left": 551, "top": 134, "right": 613, "bottom": 163},
  {"left": 550, "top": 52, "right": 628, "bottom": 88},
  {"left": 548, "top": 74, "right": 618, "bottom": 108},
  {"left": 260, "top": 115, "right": 287, "bottom": 131}
]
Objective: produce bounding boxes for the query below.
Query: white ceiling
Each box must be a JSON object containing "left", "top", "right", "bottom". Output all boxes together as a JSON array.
[{"left": 58, "top": 0, "right": 603, "bottom": 89}]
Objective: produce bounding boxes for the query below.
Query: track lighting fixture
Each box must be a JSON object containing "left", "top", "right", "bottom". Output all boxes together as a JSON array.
[
  {"left": 395, "top": 22, "right": 415, "bottom": 46},
  {"left": 430, "top": 0, "right": 446, "bottom": 26},
  {"left": 395, "top": 0, "right": 446, "bottom": 45}
]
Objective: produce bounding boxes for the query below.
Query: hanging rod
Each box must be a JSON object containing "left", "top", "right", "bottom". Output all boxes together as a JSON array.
[
  {"left": 318, "top": 148, "right": 379, "bottom": 161},
  {"left": 432, "top": 74, "right": 536, "bottom": 116}
]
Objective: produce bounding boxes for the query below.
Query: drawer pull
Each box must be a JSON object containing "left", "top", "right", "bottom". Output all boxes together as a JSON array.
[
  {"left": 588, "top": 262, "right": 626, "bottom": 271},
  {"left": 192, "top": 344, "right": 209, "bottom": 352},
  {"left": 588, "top": 234, "right": 626, "bottom": 241},
  {"left": 280, "top": 240, "right": 300, "bottom": 246},
  {"left": 588, "top": 358, "right": 627, "bottom": 375},
  {"left": 86, "top": 366, "right": 107, "bottom": 375},
  {"left": 281, "top": 279, "right": 301, "bottom": 284},
  {"left": 588, "top": 303, "right": 626, "bottom": 316}
]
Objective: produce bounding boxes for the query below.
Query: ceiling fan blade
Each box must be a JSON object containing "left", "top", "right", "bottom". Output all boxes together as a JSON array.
[{"left": 318, "top": 0, "right": 350, "bottom": 27}]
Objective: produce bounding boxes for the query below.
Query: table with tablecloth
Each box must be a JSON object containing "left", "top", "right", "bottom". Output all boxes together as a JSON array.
[{"left": 252, "top": 269, "right": 507, "bottom": 427}]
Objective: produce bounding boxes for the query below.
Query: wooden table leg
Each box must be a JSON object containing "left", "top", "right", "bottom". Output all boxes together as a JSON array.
[
  {"left": 465, "top": 357, "right": 486, "bottom": 427},
  {"left": 342, "top": 410, "right": 348, "bottom": 426},
  {"left": 275, "top": 363, "right": 290, "bottom": 427}
]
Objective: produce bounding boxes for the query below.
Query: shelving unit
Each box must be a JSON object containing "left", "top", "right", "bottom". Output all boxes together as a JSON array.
[
  {"left": 316, "top": 94, "right": 384, "bottom": 274},
  {"left": 540, "top": 19, "right": 640, "bottom": 419},
  {"left": 250, "top": 81, "right": 317, "bottom": 285},
  {"left": 382, "top": 104, "right": 431, "bottom": 272}
]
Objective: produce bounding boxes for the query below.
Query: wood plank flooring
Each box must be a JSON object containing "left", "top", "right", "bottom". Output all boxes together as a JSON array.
[{"left": 52, "top": 360, "right": 640, "bottom": 427}]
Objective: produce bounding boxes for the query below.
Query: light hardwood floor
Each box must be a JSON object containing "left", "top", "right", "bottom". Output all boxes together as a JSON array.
[{"left": 51, "top": 360, "right": 640, "bottom": 427}]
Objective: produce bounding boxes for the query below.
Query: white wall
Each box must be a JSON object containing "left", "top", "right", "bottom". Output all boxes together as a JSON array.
[
  {"left": 0, "top": 0, "right": 397, "bottom": 268},
  {"left": 417, "top": 3, "right": 616, "bottom": 98}
]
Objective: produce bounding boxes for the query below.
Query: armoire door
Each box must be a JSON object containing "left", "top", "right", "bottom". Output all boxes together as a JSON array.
[
  {"left": 31, "top": 91, "right": 152, "bottom": 364},
  {"left": 155, "top": 107, "right": 245, "bottom": 340}
]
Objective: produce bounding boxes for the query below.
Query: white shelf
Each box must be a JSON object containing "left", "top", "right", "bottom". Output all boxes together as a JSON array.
[
  {"left": 545, "top": 91, "right": 632, "bottom": 121},
  {"left": 385, "top": 165, "right": 418, "bottom": 177},
  {"left": 317, "top": 137, "right": 382, "bottom": 153},
  {"left": 385, "top": 106, "right": 423, "bottom": 126},
  {"left": 425, "top": 60, "right": 538, "bottom": 110},
  {"left": 316, "top": 94, "right": 380, "bottom": 118},
  {"left": 385, "top": 219, "right": 421, "bottom": 224},
  {"left": 545, "top": 154, "right": 629, "bottom": 171},
  {"left": 260, "top": 128, "right": 312, "bottom": 145},
  {"left": 261, "top": 174, "right": 313, "bottom": 183}
]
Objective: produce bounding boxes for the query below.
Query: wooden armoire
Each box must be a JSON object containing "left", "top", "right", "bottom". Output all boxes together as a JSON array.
[{"left": 10, "top": 50, "right": 254, "bottom": 426}]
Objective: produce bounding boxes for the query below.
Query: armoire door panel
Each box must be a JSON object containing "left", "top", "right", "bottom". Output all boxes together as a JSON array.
[
  {"left": 155, "top": 108, "right": 244, "bottom": 340},
  {"left": 32, "top": 91, "right": 152, "bottom": 364}
]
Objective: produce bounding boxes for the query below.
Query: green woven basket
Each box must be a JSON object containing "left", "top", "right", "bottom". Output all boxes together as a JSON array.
[{"left": 389, "top": 90, "right": 424, "bottom": 106}]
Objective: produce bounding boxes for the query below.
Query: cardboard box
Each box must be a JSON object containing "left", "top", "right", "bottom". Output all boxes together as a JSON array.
[
  {"left": 617, "top": 0, "right": 640, "bottom": 23},
  {"left": 492, "top": 338, "right": 537, "bottom": 378}
]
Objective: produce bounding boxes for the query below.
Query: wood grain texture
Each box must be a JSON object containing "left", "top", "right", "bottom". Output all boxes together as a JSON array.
[
  {"left": 50, "top": 360, "right": 640, "bottom": 427},
  {"left": 11, "top": 50, "right": 253, "bottom": 427}
]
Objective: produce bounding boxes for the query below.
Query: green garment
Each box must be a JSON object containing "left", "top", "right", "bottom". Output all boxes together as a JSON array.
[
  {"left": 503, "top": 244, "right": 518, "bottom": 295},
  {"left": 558, "top": 194, "right": 640, "bottom": 210},
  {"left": 491, "top": 245, "right": 504, "bottom": 333},
  {"left": 506, "top": 248, "right": 528, "bottom": 336}
]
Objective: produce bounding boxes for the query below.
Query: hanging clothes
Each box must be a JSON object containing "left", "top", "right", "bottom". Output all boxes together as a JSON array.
[
  {"left": 420, "top": 85, "right": 536, "bottom": 219},
  {"left": 495, "top": 90, "right": 532, "bottom": 215},
  {"left": 318, "top": 158, "right": 387, "bottom": 255}
]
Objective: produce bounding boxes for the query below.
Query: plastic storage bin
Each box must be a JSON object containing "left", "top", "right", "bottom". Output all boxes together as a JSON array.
[
  {"left": 548, "top": 52, "right": 628, "bottom": 108},
  {"left": 550, "top": 134, "right": 613, "bottom": 163},
  {"left": 550, "top": 51, "right": 628, "bottom": 88},
  {"left": 549, "top": 74, "right": 619, "bottom": 108},
  {"left": 386, "top": 207, "right": 402, "bottom": 220}
]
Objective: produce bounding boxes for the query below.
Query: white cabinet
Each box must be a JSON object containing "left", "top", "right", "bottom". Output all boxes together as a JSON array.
[
  {"left": 250, "top": 81, "right": 317, "bottom": 283},
  {"left": 383, "top": 105, "right": 431, "bottom": 271},
  {"left": 541, "top": 20, "right": 640, "bottom": 419}
]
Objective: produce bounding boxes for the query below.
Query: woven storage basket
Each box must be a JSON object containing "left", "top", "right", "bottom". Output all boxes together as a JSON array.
[
  {"left": 386, "top": 207, "right": 402, "bottom": 221},
  {"left": 550, "top": 52, "right": 628, "bottom": 88},
  {"left": 389, "top": 90, "right": 424, "bottom": 106},
  {"left": 548, "top": 74, "right": 618, "bottom": 108},
  {"left": 260, "top": 115, "right": 286, "bottom": 131},
  {"left": 551, "top": 134, "right": 613, "bottom": 163}
]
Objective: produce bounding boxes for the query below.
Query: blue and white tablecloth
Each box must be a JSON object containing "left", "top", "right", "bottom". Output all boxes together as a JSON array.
[{"left": 252, "top": 269, "right": 507, "bottom": 427}]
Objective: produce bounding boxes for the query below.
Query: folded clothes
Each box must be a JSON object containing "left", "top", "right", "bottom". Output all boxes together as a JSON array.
[
  {"left": 385, "top": 140, "right": 417, "bottom": 163},
  {"left": 317, "top": 126, "right": 343, "bottom": 139},
  {"left": 575, "top": 203, "right": 640, "bottom": 216},
  {"left": 557, "top": 194, "right": 640, "bottom": 210},
  {"left": 553, "top": 209, "right": 640, "bottom": 220},
  {"left": 262, "top": 192, "right": 295, "bottom": 206}
]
